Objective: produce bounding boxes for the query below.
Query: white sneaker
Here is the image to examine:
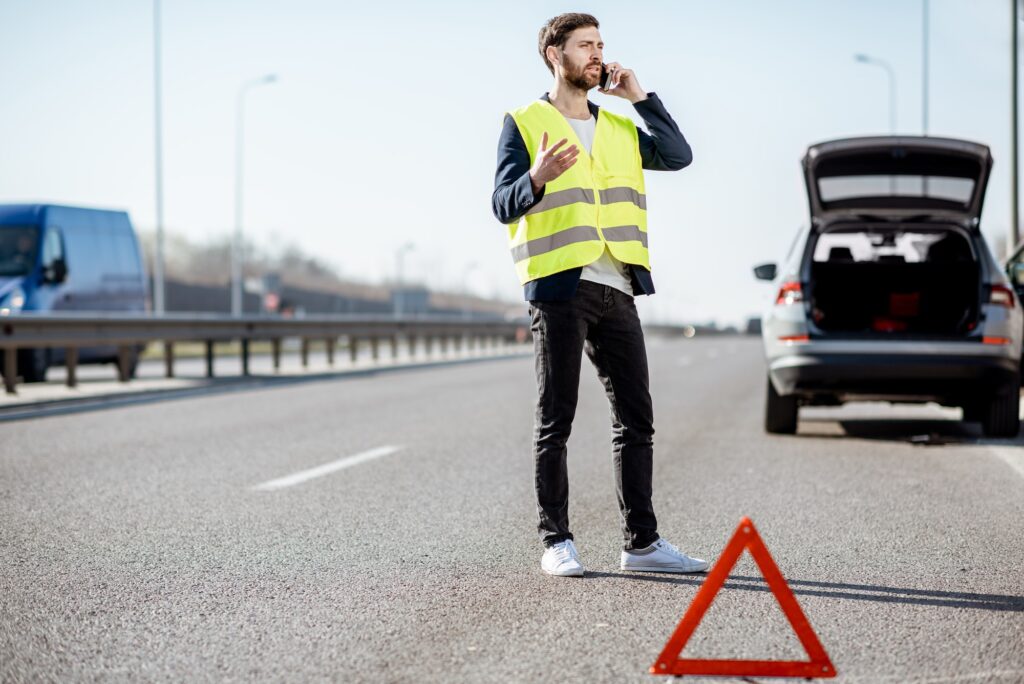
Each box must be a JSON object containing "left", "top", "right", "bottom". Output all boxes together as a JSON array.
[
  {"left": 621, "top": 538, "right": 709, "bottom": 574},
  {"left": 541, "top": 539, "right": 584, "bottom": 577}
]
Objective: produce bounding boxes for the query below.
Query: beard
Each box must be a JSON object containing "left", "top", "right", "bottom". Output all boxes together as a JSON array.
[{"left": 562, "top": 54, "right": 601, "bottom": 91}]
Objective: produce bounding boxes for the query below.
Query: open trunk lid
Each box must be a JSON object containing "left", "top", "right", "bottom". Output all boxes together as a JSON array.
[{"left": 803, "top": 136, "right": 992, "bottom": 228}]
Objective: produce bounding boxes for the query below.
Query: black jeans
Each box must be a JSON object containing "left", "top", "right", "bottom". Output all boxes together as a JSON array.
[{"left": 530, "top": 280, "right": 659, "bottom": 551}]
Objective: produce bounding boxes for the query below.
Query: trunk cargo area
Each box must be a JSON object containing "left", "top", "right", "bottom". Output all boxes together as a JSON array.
[{"left": 808, "top": 228, "right": 981, "bottom": 337}]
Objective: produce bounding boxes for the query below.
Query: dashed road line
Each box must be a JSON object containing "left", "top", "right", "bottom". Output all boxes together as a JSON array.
[{"left": 252, "top": 445, "right": 403, "bottom": 491}]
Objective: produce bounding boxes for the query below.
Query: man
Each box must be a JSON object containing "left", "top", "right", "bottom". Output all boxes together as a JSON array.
[{"left": 492, "top": 13, "right": 710, "bottom": 577}]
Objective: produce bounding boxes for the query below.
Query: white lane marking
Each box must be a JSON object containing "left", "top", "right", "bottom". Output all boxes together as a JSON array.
[
  {"left": 989, "top": 446, "right": 1024, "bottom": 480},
  {"left": 985, "top": 400, "right": 1024, "bottom": 480},
  {"left": 676, "top": 356, "right": 693, "bottom": 367},
  {"left": 842, "top": 669, "right": 1024, "bottom": 683},
  {"left": 252, "top": 445, "right": 403, "bottom": 491}
]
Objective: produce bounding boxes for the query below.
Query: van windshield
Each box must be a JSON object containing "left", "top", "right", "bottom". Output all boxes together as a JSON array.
[{"left": 0, "top": 226, "right": 39, "bottom": 276}]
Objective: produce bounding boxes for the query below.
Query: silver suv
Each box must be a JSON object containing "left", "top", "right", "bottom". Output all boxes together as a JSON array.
[{"left": 755, "top": 136, "right": 1022, "bottom": 437}]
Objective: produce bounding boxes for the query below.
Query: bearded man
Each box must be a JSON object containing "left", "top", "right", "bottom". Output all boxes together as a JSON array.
[{"left": 491, "top": 12, "right": 710, "bottom": 577}]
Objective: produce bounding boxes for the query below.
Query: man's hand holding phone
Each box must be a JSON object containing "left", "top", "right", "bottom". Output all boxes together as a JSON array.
[
  {"left": 529, "top": 132, "right": 580, "bottom": 195},
  {"left": 599, "top": 62, "right": 647, "bottom": 104}
]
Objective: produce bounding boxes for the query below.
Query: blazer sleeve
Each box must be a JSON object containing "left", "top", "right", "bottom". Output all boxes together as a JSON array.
[
  {"left": 492, "top": 114, "right": 545, "bottom": 224},
  {"left": 633, "top": 93, "right": 693, "bottom": 171}
]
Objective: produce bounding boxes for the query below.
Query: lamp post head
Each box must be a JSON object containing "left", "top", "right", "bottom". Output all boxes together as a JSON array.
[
  {"left": 262, "top": 74, "right": 278, "bottom": 84},
  {"left": 854, "top": 54, "right": 870, "bottom": 63}
]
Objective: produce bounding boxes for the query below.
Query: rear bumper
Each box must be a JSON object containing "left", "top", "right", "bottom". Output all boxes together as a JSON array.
[{"left": 770, "top": 352, "right": 1019, "bottom": 401}]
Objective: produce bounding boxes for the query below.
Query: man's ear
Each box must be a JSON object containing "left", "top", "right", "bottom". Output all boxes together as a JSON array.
[{"left": 545, "top": 45, "right": 561, "bottom": 71}]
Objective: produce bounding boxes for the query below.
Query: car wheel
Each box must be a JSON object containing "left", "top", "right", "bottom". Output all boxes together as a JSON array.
[
  {"left": 17, "top": 348, "right": 50, "bottom": 383},
  {"left": 765, "top": 376, "right": 798, "bottom": 434},
  {"left": 981, "top": 389, "right": 1021, "bottom": 438}
]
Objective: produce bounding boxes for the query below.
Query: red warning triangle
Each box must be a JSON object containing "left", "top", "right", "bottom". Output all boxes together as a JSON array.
[{"left": 650, "top": 517, "right": 836, "bottom": 679}]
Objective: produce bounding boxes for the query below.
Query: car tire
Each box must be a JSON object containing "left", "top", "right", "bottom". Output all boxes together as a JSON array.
[
  {"left": 981, "top": 389, "right": 1021, "bottom": 438},
  {"left": 765, "top": 376, "right": 798, "bottom": 434},
  {"left": 17, "top": 348, "right": 50, "bottom": 383}
]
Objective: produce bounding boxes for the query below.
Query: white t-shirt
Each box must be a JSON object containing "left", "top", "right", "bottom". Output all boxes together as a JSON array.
[{"left": 565, "top": 115, "right": 634, "bottom": 296}]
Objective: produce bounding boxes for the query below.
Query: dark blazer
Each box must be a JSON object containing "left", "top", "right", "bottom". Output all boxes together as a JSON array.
[{"left": 492, "top": 92, "right": 693, "bottom": 301}]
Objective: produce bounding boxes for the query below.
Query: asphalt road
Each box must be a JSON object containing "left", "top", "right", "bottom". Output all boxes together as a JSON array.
[{"left": 2, "top": 336, "right": 1023, "bottom": 683}]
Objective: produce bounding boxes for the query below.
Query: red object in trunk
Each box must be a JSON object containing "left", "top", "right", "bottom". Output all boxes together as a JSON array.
[
  {"left": 872, "top": 317, "right": 908, "bottom": 332},
  {"left": 890, "top": 292, "right": 920, "bottom": 317}
]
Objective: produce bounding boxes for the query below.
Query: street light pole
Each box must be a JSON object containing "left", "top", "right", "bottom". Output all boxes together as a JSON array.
[
  {"left": 231, "top": 74, "right": 277, "bottom": 317},
  {"left": 393, "top": 242, "right": 415, "bottom": 317},
  {"left": 152, "top": 0, "right": 166, "bottom": 314},
  {"left": 922, "top": 0, "right": 930, "bottom": 136},
  {"left": 1012, "top": 0, "right": 1020, "bottom": 252},
  {"left": 854, "top": 53, "right": 898, "bottom": 194},
  {"left": 460, "top": 261, "right": 479, "bottom": 320},
  {"left": 854, "top": 54, "right": 897, "bottom": 134}
]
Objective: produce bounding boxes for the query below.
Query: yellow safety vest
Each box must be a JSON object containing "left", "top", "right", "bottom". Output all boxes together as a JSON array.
[{"left": 507, "top": 99, "right": 650, "bottom": 285}]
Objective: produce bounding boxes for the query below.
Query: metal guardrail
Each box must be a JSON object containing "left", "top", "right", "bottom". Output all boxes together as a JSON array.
[{"left": 0, "top": 312, "right": 529, "bottom": 395}]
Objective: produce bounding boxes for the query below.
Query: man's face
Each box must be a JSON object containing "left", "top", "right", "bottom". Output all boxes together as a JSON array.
[{"left": 555, "top": 26, "right": 604, "bottom": 91}]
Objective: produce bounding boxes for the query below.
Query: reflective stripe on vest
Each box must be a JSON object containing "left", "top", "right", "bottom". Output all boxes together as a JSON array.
[{"left": 506, "top": 100, "right": 649, "bottom": 285}]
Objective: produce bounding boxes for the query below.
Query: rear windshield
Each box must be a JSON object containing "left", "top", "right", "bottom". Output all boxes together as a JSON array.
[
  {"left": 813, "top": 229, "right": 974, "bottom": 263},
  {"left": 814, "top": 148, "right": 982, "bottom": 211},
  {"left": 818, "top": 175, "right": 975, "bottom": 205},
  {"left": 0, "top": 226, "right": 39, "bottom": 276}
]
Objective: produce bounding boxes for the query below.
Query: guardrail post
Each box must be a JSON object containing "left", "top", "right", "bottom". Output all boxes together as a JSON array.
[
  {"left": 301, "top": 338, "right": 310, "bottom": 369},
  {"left": 66, "top": 347, "right": 78, "bottom": 388},
  {"left": 272, "top": 338, "right": 282, "bottom": 373},
  {"left": 425, "top": 336, "right": 433, "bottom": 357},
  {"left": 439, "top": 336, "right": 448, "bottom": 356},
  {"left": 163, "top": 342, "right": 174, "bottom": 378},
  {"left": 453, "top": 335, "right": 462, "bottom": 354},
  {"left": 326, "top": 337, "right": 335, "bottom": 367},
  {"left": 206, "top": 340, "right": 215, "bottom": 378},
  {"left": 407, "top": 335, "right": 416, "bottom": 359},
  {"left": 390, "top": 334, "right": 399, "bottom": 361},
  {"left": 3, "top": 347, "right": 17, "bottom": 395},
  {"left": 241, "top": 339, "right": 251, "bottom": 376},
  {"left": 349, "top": 338, "right": 358, "bottom": 364},
  {"left": 117, "top": 345, "right": 132, "bottom": 382},
  {"left": 371, "top": 337, "right": 379, "bottom": 362}
]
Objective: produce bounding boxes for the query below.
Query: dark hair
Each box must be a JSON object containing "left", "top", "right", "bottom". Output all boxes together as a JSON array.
[{"left": 538, "top": 13, "right": 599, "bottom": 75}]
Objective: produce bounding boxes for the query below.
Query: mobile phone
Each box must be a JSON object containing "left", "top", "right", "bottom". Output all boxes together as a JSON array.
[{"left": 600, "top": 63, "right": 614, "bottom": 91}]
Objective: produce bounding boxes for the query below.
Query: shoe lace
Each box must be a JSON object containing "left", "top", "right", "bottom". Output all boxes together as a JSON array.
[
  {"left": 552, "top": 540, "right": 576, "bottom": 563},
  {"left": 656, "top": 539, "right": 688, "bottom": 560}
]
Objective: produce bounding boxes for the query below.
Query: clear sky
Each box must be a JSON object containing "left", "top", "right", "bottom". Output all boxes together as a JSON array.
[{"left": 0, "top": 0, "right": 1018, "bottom": 325}]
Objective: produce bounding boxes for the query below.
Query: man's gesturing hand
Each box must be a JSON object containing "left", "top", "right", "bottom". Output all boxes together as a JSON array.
[{"left": 529, "top": 132, "right": 579, "bottom": 195}]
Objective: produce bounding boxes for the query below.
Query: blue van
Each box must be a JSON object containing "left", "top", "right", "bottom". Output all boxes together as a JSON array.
[{"left": 0, "top": 204, "right": 150, "bottom": 382}]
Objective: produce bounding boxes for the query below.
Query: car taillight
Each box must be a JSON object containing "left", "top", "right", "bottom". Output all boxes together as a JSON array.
[
  {"left": 990, "top": 284, "right": 1015, "bottom": 309},
  {"left": 775, "top": 281, "right": 803, "bottom": 306}
]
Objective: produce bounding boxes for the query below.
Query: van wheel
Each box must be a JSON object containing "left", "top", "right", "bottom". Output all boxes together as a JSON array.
[
  {"left": 982, "top": 389, "right": 1021, "bottom": 438},
  {"left": 111, "top": 349, "right": 140, "bottom": 380},
  {"left": 765, "top": 376, "right": 798, "bottom": 434},
  {"left": 18, "top": 348, "right": 50, "bottom": 383}
]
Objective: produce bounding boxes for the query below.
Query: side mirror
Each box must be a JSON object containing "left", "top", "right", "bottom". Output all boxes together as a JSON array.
[
  {"left": 1010, "top": 262, "right": 1024, "bottom": 287},
  {"left": 753, "top": 263, "right": 777, "bottom": 281},
  {"left": 44, "top": 258, "right": 68, "bottom": 284}
]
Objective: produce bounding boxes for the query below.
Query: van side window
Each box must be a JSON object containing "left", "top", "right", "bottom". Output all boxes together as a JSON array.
[{"left": 41, "top": 226, "right": 64, "bottom": 267}]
